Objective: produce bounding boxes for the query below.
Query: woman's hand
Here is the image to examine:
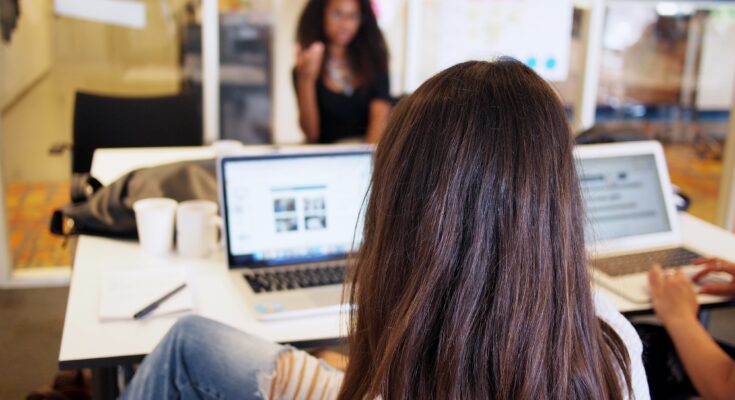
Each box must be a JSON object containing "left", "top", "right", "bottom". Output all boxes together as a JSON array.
[
  {"left": 648, "top": 264, "right": 699, "bottom": 328},
  {"left": 648, "top": 262, "right": 735, "bottom": 400},
  {"left": 295, "top": 42, "right": 325, "bottom": 83},
  {"left": 692, "top": 258, "right": 735, "bottom": 296},
  {"left": 294, "top": 42, "right": 324, "bottom": 142}
]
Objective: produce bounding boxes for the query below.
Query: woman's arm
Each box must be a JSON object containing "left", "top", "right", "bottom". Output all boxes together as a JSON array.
[
  {"left": 294, "top": 42, "right": 324, "bottom": 143},
  {"left": 648, "top": 264, "right": 735, "bottom": 400},
  {"left": 296, "top": 79, "right": 321, "bottom": 143},
  {"left": 312, "top": 348, "right": 349, "bottom": 371},
  {"left": 665, "top": 316, "right": 735, "bottom": 400},
  {"left": 365, "top": 99, "right": 391, "bottom": 143}
]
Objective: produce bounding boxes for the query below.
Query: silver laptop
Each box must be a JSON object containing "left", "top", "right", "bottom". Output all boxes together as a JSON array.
[
  {"left": 576, "top": 141, "right": 706, "bottom": 303},
  {"left": 218, "top": 148, "right": 372, "bottom": 320}
]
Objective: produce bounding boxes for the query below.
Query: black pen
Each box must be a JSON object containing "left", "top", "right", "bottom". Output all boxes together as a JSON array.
[{"left": 133, "top": 283, "right": 188, "bottom": 320}]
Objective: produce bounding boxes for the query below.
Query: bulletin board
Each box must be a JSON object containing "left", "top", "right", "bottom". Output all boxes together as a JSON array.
[
  {"left": 696, "top": 9, "right": 735, "bottom": 110},
  {"left": 404, "top": 0, "right": 574, "bottom": 92}
]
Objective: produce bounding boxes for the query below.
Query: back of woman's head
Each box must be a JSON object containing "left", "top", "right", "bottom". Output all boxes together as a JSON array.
[
  {"left": 340, "top": 59, "right": 631, "bottom": 399},
  {"left": 296, "top": 0, "right": 388, "bottom": 83}
]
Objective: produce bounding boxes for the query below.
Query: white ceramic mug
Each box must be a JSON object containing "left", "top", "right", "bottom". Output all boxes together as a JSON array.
[
  {"left": 176, "top": 200, "right": 223, "bottom": 258},
  {"left": 210, "top": 139, "right": 244, "bottom": 156},
  {"left": 133, "top": 198, "right": 178, "bottom": 256}
]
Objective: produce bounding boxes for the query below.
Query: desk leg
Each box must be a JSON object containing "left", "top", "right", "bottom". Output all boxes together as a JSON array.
[{"left": 91, "top": 367, "right": 119, "bottom": 400}]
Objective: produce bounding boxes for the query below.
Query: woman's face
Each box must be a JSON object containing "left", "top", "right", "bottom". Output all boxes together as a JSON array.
[{"left": 323, "top": 0, "right": 361, "bottom": 47}]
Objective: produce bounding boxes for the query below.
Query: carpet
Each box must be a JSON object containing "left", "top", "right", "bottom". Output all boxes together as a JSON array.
[
  {"left": 6, "top": 181, "right": 72, "bottom": 268},
  {"left": 0, "top": 286, "right": 69, "bottom": 399}
]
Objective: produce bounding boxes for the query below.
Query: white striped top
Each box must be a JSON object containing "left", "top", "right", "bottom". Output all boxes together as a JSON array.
[{"left": 262, "top": 293, "right": 650, "bottom": 399}]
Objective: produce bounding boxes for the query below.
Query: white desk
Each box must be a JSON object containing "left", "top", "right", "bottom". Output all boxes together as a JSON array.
[
  {"left": 59, "top": 146, "right": 734, "bottom": 371},
  {"left": 59, "top": 235, "right": 349, "bottom": 369},
  {"left": 60, "top": 145, "right": 352, "bottom": 370},
  {"left": 88, "top": 144, "right": 371, "bottom": 186}
]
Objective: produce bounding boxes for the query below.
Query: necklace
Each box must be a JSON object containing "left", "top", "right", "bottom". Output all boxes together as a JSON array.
[{"left": 326, "top": 57, "right": 354, "bottom": 96}]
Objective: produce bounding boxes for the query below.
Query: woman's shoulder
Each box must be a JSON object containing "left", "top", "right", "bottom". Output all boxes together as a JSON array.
[
  {"left": 594, "top": 293, "right": 651, "bottom": 400},
  {"left": 594, "top": 293, "right": 641, "bottom": 351},
  {"left": 366, "top": 71, "right": 391, "bottom": 101}
]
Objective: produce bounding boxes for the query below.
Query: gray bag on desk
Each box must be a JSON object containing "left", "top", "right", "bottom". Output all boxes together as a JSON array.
[{"left": 50, "top": 159, "right": 217, "bottom": 238}]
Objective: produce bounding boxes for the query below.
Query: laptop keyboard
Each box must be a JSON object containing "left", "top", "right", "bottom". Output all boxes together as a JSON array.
[
  {"left": 591, "top": 247, "right": 701, "bottom": 277},
  {"left": 244, "top": 265, "right": 345, "bottom": 293}
]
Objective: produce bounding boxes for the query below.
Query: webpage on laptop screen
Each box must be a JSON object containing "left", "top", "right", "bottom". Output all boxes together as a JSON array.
[
  {"left": 578, "top": 154, "right": 671, "bottom": 243},
  {"left": 224, "top": 153, "right": 371, "bottom": 265}
]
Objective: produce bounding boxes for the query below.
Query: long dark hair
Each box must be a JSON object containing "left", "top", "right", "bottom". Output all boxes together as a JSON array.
[
  {"left": 340, "top": 59, "right": 632, "bottom": 399},
  {"left": 296, "top": 0, "right": 388, "bottom": 85}
]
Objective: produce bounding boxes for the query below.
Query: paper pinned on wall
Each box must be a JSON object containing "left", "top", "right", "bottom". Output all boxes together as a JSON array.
[
  {"left": 99, "top": 267, "right": 195, "bottom": 321},
  {"left": 405, "top": 0, "right": 573, "bottom": 90},
  {"left": 54, "top": 0, "right": 146, "bottom": 29}
]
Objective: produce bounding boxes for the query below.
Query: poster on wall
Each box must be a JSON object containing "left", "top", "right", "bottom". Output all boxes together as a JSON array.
[
  {"left": 54, "top": 0, "right": 146, "bottom": 29},
  {"left": 696, "top": 8, "right": 735, "bottom": 110},
  {"left": 405, "top": 0, "right": 573, "bottom": 91}
]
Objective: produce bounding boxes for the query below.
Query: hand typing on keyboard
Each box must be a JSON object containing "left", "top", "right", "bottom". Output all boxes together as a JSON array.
[
  {"left": 646, "top": 259, "right": 734, "bottom": 323},
  {"left": 647, "top": 259, "right": 735, "bottom": 400},
  {"left": 648, "top": 265, "right": 699, "bottom": 325}
]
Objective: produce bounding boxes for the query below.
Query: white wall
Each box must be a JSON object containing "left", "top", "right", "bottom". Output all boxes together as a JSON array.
[
  {"left": 0, "top": 115, "right": 9, "bottom": 283},
  {"left": 0, "top": 0, "right": 53, "bottom": 110},
  {"left": 716, "top": 78, "right": 735, "bottom": 230},
  {"left": 697, "top": 12, "right": 735, "bottom": 110},
  {"left": 376, "top": 0, "right": 408, "bottom": 96},
  {"left": 272, "top": 0, "right": 309, "bottom": 144}
]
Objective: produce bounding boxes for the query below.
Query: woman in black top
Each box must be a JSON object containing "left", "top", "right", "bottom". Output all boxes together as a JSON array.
[{"left": 294, "top": 0, "right": 391, "bottom": 144}]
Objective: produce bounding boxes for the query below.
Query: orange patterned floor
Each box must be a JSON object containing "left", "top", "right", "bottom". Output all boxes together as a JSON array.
[
  {"left": 6, "top": 181, "right": 72, "bottom": 268},
  {"left": 664, "top": 144, "right": 721, "bottom": 224}
]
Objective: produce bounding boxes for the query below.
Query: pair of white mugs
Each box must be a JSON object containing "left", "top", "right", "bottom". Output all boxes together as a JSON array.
[{"left": 133, "top": 198, "right": 222, "bottom": 258}]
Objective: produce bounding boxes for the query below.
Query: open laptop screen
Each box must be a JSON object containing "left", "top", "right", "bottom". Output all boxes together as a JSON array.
[
  {"left": 221, "top": 151, "right": 371, "bottom": 268},
  {"left": 578, "top": 153, "right": 672, "bottom": 243}
]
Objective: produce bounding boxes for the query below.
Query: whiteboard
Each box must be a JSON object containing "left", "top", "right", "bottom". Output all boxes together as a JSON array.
[
  {"left": 54, "top": 0, "right": 146, "bottom": 29},
  {"left": 405, "top": 0, "right": 573, "bottom": 92},
  {"left": 696, "top": 8, "right": 735, "bottom": 110}
]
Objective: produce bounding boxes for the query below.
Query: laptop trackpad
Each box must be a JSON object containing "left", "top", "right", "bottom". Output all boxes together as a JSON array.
[{"left": 253, "top": 286, "right": 345, "bottom": 321}]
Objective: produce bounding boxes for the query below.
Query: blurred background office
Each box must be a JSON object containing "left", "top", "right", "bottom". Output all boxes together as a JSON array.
[{"left": 0, "top": 0, "right": 734, "bottom": 398}]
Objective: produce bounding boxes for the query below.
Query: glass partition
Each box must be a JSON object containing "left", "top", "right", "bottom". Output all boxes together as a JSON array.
[
  {"left": 2, "top": 0, "right": 732, "bottom": 278},
  {"left": 1, "top": 0, "right": 195, "bottom": 274},
  {"left": 0, "top": 0, "right": 274, "bottom": 278},
  {"left": 184, "top": 1, "right": 273, "bottom": 143},
  {"left": 596, "top": 1, "right": 735, "bottom": 222}
]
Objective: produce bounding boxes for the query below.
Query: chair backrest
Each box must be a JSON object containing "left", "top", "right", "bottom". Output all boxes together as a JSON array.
[
  {"left": 574, "top": 125, "right": 649, "bottom": 145},
  {"left": 72, "top": 91, "right": 203, "bottom": 174}
]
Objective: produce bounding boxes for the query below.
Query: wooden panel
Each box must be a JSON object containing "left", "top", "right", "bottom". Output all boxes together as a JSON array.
[{"left": 0, "top": 0, "right": 53, "bottom": 110}]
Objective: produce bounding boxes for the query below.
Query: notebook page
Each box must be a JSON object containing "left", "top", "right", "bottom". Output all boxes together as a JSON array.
[{"left": 99, "top": 268, "right": 195, "bottom": 321}]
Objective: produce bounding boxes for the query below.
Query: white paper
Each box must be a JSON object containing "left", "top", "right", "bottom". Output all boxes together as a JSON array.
[
  {"left": 99, "top": 268, "right": 195, "bottom": 321},
  {"left": 406, "top": 0, "right": 573, "bottom": 90},
  {"left": 54, "top": 0, "right": 146, "bottom": 29}
]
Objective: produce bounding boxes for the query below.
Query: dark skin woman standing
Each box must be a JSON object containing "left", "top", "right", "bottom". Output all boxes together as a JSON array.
[
  {"left": 294, "top": 0, "right": 391, "bottom": 144},
  {"left": 121, "top": 59, "right": 648, "bottom": 399}
]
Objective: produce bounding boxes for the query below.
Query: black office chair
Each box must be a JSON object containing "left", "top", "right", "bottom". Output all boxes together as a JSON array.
[
  {"left": 71, "top": 91, "right": 203, "bottom": 174},
  {"left": 574, "top": 124, "right": 650, "bottom": 145}
]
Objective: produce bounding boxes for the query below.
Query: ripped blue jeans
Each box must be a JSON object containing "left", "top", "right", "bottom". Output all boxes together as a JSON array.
[{"left": 120, "top": 315, "right": 298, "bottom": 399}]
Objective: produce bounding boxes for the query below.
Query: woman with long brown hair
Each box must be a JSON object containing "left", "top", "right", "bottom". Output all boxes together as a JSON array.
[{"left": 121, "top": 59, "right": 648, "bottom": 399}]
